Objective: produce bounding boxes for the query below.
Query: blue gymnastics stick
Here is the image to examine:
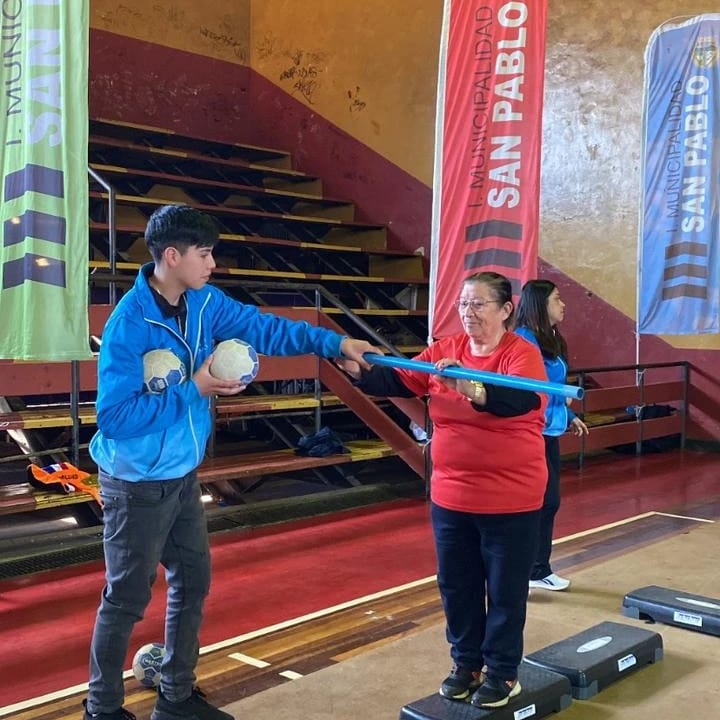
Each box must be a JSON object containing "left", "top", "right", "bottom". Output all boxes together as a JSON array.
[{"left": 362, "top": 353, "right": 584, "bottom": 400}]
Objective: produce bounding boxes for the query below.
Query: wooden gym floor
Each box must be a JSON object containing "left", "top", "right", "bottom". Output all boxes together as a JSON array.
[{"left": 1, "top": 448, "right": 719, "bottom": 719}]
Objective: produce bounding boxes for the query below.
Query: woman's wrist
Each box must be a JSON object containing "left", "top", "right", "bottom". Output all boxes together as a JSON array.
[{"left": 467, "top": 380, "right": 486, "bottom": 404}]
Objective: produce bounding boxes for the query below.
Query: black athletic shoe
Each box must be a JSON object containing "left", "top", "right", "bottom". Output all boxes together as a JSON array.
[
  {"left": 151, "top": 688, "right": 233, "bottom": 720},
  {"left": 470, "top": 678, "right": 522, "bottom": 708},
  {"left": 438, "top": 664, "right": 486, "bottom": 700},
  {"left": 82, "top": 699, "right": 136, "bottom": 720}
]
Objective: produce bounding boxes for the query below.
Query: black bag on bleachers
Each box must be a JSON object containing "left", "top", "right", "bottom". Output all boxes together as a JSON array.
[{"left": 610, "top": 404, "right": 680, "bottom": 454}]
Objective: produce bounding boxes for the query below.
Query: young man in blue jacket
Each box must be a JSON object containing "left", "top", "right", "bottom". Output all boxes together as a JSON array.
[{"left": 83, "top": 204, "right": 376, "bottom": 720}]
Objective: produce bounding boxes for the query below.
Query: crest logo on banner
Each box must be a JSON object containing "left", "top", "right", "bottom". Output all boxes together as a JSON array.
[
  {"left": 638, "top": 14, "right": 720, "bottom": 335},
  {"left": 692, "top": 37, "right": 718, "bottom": 68},
  {"left": 0, "top": 0, "right": 90, "bottom": 359},
  {"left": 428, "top": 0, "right": 548, "bottom": 340}
]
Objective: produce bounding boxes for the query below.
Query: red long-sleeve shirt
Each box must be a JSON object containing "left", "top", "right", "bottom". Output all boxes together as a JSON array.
[{"left": 396, "top": 332, "right": 548, "bottom": 514}]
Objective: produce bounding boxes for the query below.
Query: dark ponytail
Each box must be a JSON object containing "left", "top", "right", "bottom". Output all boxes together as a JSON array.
[{"left": 515, "top": 280, "right": 567, "bottom": 359}]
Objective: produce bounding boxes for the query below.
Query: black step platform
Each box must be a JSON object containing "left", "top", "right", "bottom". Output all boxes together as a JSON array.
[
  {"left": 523, "top": 621, "right": 663, "bottom": 699},
  {"left": 623, "top": 585, "right": 720, "bottom": 636},
  {"left": 399, "top": 662, "right": 572, "bottom": 720}
]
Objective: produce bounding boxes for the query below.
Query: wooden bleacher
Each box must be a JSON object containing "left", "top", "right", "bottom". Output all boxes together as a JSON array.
[
  {"left": 91, "top": 117, "right": 298, "bottom": 169},
  {"left": 87, "top": 258, "right": 428, "bottom": 290},
  {"left": 0, "top": 440, "right": 396, "bottom": 516},
  {"left": 88, "top": 191, "right": 390, "bottom": 248},
  {"left": 198, "top": 440, "right": 396, "bottom": 484},
  {"left": 0, "top": 301, "right": 426, "bottom": 515},
  {"left": 560, "top": 368, "right": 686, "bottom": 458},
  {"left": 86, "top": 118, "right": 428, "bottom": 343},
  {"left": 0, "top": 118, "right": 689, "bottom": 529},
  {"left": 89, "top": 163, "right": 357, "bottom": 220},
  {"left": 88, "top": 135, "right": 320, "bottom": 192}
]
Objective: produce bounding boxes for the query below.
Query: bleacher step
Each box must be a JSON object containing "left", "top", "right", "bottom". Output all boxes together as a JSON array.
[
  {"left": 91, "top": 117, "right": 295, "bottom": 168},
  {"left": 0, "top": 441, "right": 397, "bottom": 514}
]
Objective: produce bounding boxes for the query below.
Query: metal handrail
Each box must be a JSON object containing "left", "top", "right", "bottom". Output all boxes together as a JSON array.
[
  {"left": 174, "top": 274, "right": 418, "bottom": 457},
  {"left": 571, "top": 360, "right": 689, "bottom": 374},
  {"left": 200, "top": 281, "right": 412, "bottom": 456},
  {"left": 571, "top": 360, "right": 689, "bottom": 468},
  {"left": 88, "top": 275, "right": 411, "bottom": 359}
]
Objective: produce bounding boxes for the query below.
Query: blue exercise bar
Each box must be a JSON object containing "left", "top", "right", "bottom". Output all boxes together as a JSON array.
[{"left": 363, "top": 353, "right": 584, "bottom": 400}]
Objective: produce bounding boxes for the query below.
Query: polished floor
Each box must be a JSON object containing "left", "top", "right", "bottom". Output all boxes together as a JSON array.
[{"left": 1, "top": 448, "right": 718, "bottom": 719}]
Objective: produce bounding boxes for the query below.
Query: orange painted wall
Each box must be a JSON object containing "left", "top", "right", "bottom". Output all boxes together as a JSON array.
[{"left": 248, "top": 1, "right": 441, "bottom": 187}]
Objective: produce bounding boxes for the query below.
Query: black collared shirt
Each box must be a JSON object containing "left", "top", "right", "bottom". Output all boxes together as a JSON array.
[{"left": 149, "top": 285, "right": 188, "bottom": 336}]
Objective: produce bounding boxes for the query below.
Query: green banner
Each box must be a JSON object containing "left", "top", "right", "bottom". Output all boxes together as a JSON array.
[{"left": 0, "top": 0, "right": 90, "bottom": 360}]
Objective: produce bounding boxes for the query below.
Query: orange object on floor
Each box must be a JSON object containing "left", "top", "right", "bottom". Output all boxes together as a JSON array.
[{"left": 28, "top": 462, "right": 101, "bottom": 504}]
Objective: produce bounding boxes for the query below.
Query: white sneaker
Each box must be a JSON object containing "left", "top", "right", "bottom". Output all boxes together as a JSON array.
[{"left": 529, "top": 573, "right": 570, "bottom": 591}]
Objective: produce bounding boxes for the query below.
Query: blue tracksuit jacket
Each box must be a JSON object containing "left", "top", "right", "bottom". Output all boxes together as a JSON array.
[
  {"left": 514, "top": 327, "right": 576, "bottom": 437},
  {"left": 90, "top": 264, "right": 346, "bottom": 480}
]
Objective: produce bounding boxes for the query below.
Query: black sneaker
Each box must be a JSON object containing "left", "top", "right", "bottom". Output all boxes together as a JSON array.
[
  {"left": 82, "top": 699, "right": 136, "bottom": 719},
  {"left": 438, "top": 664, "right": 486, "bottom": 700},
  {"left": 470, "top": 678, "right": 522, "bottom": 708},
  {"left": 151, "top": 688, "right": 233, "bottom": 720}
]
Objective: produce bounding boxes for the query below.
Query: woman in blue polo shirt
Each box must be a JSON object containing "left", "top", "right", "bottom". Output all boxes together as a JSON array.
[{"left": 515, "top": 280, "right": 588, "bottom": 591}]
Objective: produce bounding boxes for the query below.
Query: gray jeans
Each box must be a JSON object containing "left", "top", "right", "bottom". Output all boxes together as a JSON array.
[{"left": 86, "top": 470, "right": 211, "bottom": 714}]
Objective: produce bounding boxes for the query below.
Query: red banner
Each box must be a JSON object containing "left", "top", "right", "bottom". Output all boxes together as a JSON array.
[{"left": 429, "top": 0, "right": 548, "bottom": 339}]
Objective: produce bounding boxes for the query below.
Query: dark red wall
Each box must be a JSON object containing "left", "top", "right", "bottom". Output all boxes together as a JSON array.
[{"left": 90, "top": 30, "right": 251, "bottom": 144}]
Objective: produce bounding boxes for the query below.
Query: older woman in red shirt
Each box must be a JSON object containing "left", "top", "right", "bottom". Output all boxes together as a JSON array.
[{"left": 338, "top": 271, "right": 547, "bottom": 708}]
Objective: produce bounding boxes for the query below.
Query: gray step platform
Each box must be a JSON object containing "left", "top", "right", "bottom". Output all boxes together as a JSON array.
[
  {"left": 399, "top": 661, "right": 572, "bottom": 720},
  {"left": 523, "top": 621, "right": 663, "bottom": 699},
  {"left": 623, "top": 584, "right": 720, "bottom": 636}
]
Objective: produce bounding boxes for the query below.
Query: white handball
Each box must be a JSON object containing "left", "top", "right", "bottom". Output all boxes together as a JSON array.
[
  {"left": 143, "top": 349, "right": 187, "bottom": 393},
  {"left": 132, "top": 641, "right": 165, "bottom": 688},
  {"left": 210, "top": 339, "right": 260, "bottom": 385}
]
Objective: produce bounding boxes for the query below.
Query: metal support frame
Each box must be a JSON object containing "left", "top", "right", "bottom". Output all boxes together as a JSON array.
[
  {"left": 203, "top": 279, "right": 406, "bottom": 459},
  {"left": 87, "top": 166, "right": 117, "bottom": 306},
  {"left": 70, "top": 361, "right": 81, "bottom": 466},
  {"left": 570, "top": 360, "right": 689, "bottom": 469}
]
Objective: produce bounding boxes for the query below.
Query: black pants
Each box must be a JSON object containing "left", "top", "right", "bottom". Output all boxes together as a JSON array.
[
  {"left": 432, "top": 502, "right": 540, "bottom": 680},
  {"left": 530, "top": 435, "right": 561, "bottom": 580}
]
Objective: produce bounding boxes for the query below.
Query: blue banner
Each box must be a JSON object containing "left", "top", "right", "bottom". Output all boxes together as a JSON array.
[{"left": 638, "top": 15, "right": 720, "bottom": 334}]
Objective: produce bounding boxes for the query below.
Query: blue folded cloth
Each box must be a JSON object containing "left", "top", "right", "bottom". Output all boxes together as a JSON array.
[{"left": 296, "top": 426, "right": 350, "bottom": 457}]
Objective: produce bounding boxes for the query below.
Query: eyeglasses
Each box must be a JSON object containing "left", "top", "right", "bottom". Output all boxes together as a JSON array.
[{"left": 454, "top": 299, "right": 499, "bottom": 313}]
